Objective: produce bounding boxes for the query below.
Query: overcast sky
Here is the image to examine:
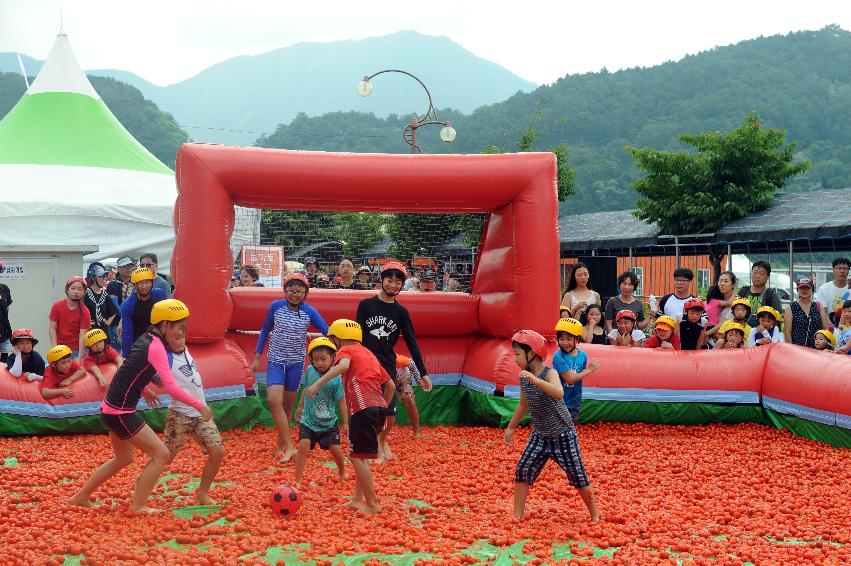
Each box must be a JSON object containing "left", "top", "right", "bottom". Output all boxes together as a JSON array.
[{"left": 2, "top": 1, "right": 850, "bottom": 86}]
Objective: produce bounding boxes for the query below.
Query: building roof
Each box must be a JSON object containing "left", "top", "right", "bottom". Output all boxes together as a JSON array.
[
  {"left": 715, "top": 187, "right": 851, "bottom": 244},
  {"left": 558, "top": 209, "right": 660, "bottom": 251}
]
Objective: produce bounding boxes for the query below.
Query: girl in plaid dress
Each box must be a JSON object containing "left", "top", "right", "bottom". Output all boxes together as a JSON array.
[{"left": 503, "top": 330, "right": 600, "bottom": 521}]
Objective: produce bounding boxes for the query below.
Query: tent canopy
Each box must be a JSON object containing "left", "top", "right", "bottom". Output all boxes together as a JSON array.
[{"left": 0, "top": 32, "right": 176, "bottom": 270}]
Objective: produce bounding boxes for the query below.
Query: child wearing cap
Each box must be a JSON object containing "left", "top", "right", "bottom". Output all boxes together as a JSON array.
[
  {"left": 504, "top": 330, "right": 599, "bottom": 521},
  {"left": 82, "top": 329, "right": 124, "bottom": 388},
  {"left": 294, "top": 337, "right": 348, "bottom": 486},
  {"left": 7, "top": 329, "right": 46, "bottom": 381},
  {"left": 747, "top": 307, "right": 785, "bottom": 347},
  {"left": 49, "top": 276, "right": 92, "bottom": 361},
  {"left": 643, "top": 316, "right": 681, "bottom": 350},
  {"left": 607, "top": 310, "right": 645, "bottom": 347},
  {"left": 814, "top": 329, "right": 835, "bottom": 352},
  {"left": 41, "top": 345, "right": 86, "bottom": 399},
  {"left": 783, "top": 276, "right": 830, "bottom": 348}
]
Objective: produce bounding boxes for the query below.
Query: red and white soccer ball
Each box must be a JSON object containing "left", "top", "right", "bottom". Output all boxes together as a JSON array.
[{"left": 270, "top": 483, "right": 302, "bottom": 517}]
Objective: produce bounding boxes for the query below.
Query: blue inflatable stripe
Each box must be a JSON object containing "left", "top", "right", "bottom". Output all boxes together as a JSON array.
[
  {"left": 762, "top": 395, "right": 837, "bottom": 426},
  {"left": 584, "top": 387, "right": 759, "bottom": 404},
  {"left": 459, "top": 374, "right": 496, "bottom": 395},
  {"left": 0, "top": 385, "right": 246, "bottom": 419}
]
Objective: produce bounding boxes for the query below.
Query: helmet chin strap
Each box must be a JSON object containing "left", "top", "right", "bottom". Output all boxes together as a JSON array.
[
  {"left": 382, "top": 280, "right": 400, "bottom": 297},
  {"left": 524, "top": 351, "right": 534, "bottom": 372}
]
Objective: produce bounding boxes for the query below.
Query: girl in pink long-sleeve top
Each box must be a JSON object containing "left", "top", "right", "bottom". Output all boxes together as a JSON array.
[{"left": 70, "top": 300, "right": 212, "bottom": 514}]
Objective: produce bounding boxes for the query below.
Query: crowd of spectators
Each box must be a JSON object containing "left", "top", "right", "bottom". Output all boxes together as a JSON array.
[{"left": 560, "top": 257, "right": 851, "bottom": 353}]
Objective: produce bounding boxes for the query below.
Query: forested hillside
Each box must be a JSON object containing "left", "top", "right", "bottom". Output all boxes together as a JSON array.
[
  {"left": 0, "top": 72, "right": 189, "bottom": 168},
  {"left": 258, "top": 26, "right": 851, "bottom": 214}
]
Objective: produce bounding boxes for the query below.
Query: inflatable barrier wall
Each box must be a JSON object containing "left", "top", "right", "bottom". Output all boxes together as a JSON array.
[{"left": 2, "top": 145, "right": 850, "bottom": 447}]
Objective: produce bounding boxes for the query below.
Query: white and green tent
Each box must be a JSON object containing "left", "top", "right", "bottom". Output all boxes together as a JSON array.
[{"left": 0, "top": 32, "right": 176, "bottom": 270}]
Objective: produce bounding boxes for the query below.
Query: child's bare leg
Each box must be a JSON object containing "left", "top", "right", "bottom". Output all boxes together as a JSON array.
[
  {"left": 266, "top": 386, "right": 296, "bottom": 461},
  {"left": 129, "top": 425, "right": 172, "bottom": 513},
  {"left": 196, "top": 444, "right": 225, "bottom": 505},
  {"left": 293, "top": 439, "right": 311, "bottom": 487},
  {"left": 346, "top": 468, "right": 365, "bottom": 511},
  {"left": 402, "top": 397, "right": 421, "bottom": 437},
  {"left": 329, "top": 444, "right": 348, "bottom": 479},
  {"left": 513, "top": 482, "right": 530, "bottom": 518},
  {"left": 577, "top": 484, "right": 600, "bottom": 521},
  {"left": 377, "top": 417, "right": 394, "bottom": 462},
  {"left": 70, "top": 432, "right": 134, "bottom": 507},
  {"left": 283, "top": 391, "right": 298, "bottom": 423},
  {"left": 350, "top": 457, "right": 380, "bottom": 514}
]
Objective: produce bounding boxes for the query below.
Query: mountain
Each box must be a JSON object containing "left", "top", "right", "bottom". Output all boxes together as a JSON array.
[
  {"left": 0, "top": 72, "right": 189, "bottom": 168},
  {"left": 257, "top": 26, "right": 851, "bottom": 214}
]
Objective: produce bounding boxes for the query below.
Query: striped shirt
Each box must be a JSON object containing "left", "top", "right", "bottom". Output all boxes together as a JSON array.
[
  {"left": 256, "top": 300, "right": 328, "bottom": 364},
  {"left": 336, "top": 344, "right": 390, "bottom": 414},
  {"left": 519, "top": 366, "right": 575, "bottom": 438}
]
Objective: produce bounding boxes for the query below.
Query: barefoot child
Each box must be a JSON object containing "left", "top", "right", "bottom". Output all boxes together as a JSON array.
[
  {"left": 504, "top": 330, "right": 599, "bottom": 521},
  {"left": 70, "top": 299, "right": 212, "bottom": 513},
  {"left": 159, "top": 338, "right": 225, "bottom": 506},
  {"left": 41, "top": 345, "right": 87, "bottom": 399},
  {"left": 643, "top": 316, "right": 681, "bottom": 350},
  {"left": 82, "top": 329, "right": 124, "bottom": 388},
  {"left": 7, "top": 329, "right": 46, "bottom": 381},
  {"left": 294, "top": 337, "right": 348, "bottom": 486},
  {"left": 553, "top": 318, "right": 600, "bottom": 422},
  {"left": 307, "top": 319, "right": 396, "bottom": 515},
  {"left": 252, "top": 273, "right": 329, "bottom": 462},
  {"left": 394, "top": 354, "right": 424, "bottom": 437}
]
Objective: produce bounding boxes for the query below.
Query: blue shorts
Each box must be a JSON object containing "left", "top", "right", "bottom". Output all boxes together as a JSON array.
[{"left": 267, "top": 361, "right": 305, "bottom": 392}]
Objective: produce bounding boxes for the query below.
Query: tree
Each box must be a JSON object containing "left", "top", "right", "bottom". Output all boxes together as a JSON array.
[{"left": 628, "top": 112, "right": 809, "bottom": 280}]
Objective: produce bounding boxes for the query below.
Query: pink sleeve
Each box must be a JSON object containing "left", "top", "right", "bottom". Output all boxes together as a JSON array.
[
  {"left": 147, "top": 337, "right": 205, "bottom": 410},
  {"left": 705, "top": 300, "right": 721, "bottom": 326}
]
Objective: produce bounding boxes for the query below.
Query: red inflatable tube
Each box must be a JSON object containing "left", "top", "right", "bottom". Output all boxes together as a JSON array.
[
  {"left": 762, "top": 343, "right": 851, "bottom": 418},
  {"left": 228, "top": 287, "right": 480, "bottom": 337},
  {"left": 0, "top": 365, "right": 116, "bottom": 406}
]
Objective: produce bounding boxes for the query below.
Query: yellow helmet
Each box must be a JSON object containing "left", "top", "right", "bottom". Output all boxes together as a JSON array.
[
  {"left": 327, "top": 319, "right": 362, "bottom": 342},
  {"left": 554, "top": 317, "right": 583, "bottom": 337},
  {"left": 150, "top": 299, "right": 190, "bottom": 324},
  {"left": 307, "top": 336, "right": 337, "bottom": 356},
  {"left": 724, "top": 322, "right": 747, "bottom": 336},
  {"left": 47, "top": 345, "right": 73, "bottom": 363},
  {"left": 84, "top": 329, "right": 109, "bottom": 348},
  {"left": 559, "top": 305, "right": 570, "bottom": 314},
  {"left": 756, "top": 306, "right": 783, "bottom": 323},
  {"left": 730, "top": 298, "right": 752, "bottom": 314},
  {"left": 655, "top": 315, "right": 677, "bottom": 330},
  {"left": 814, "top": 329, "right": 836, "bottom": 348},
  {"left": 131, "top": 267, "right": 155, "bottom": 284}
]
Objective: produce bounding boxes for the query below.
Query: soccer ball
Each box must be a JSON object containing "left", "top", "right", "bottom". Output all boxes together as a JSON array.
[{"left": 270, "top": 483, "right": 302, "bottom": 517}]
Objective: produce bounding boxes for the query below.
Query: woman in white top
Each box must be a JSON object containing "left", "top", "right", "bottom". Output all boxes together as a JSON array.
[{"left": 561, "top": 263, "right": 601, "bottom": 320}]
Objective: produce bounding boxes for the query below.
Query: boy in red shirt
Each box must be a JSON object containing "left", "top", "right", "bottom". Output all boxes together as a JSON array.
[
  {"left": 82, "top": 329, "right": 124, "bottom": 388},
  {"left": 307, "top": 319, "right": 396, "bottom": 515},
  {"left": 49, "top": 276, "right": 91, "bottom": 363},
  {"left": 42, "top": 345, "right": 87, "bottom": 399},
  {"left": 643, "top": 316, "right": 681, "bottom": 350}
]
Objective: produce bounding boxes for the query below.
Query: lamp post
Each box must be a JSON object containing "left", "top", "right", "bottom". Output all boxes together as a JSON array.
[{"left": 357, "top": 69, "right": 456, "bottom": 153}]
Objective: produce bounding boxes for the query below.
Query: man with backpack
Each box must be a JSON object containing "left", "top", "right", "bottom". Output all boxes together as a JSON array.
[{"left": 737, "top": 261, "right": 782, "bottom": 327}]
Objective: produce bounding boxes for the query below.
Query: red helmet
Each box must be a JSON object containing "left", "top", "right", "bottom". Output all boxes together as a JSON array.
[
  {"left": 684, "top": 298, "right": 706, "bottom": 312},
  {"left": 380, "top": 261, "right": 408, "bottom": 280},
  {"left": 10, "top": 328, "right": 38, "bottom": 345},
  {"left": 511, "top": 330, "right": 549, "bottom": 360},
  {"left": 284, "top": 273, "right": 310, "bottom": 289},
  {"left": 615, "top": 309, "right": 637, "bottom": 322},
  {"left": 65, "top": 276, "right": 86, "bottom": 291}
]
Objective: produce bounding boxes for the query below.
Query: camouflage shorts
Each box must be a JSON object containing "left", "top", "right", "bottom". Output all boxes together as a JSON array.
[
  {"left": 164, "top": 409, "right": 223, "bottom": 454},
  {"left": 393, "top": 370, "right": 415, "bottom": 401}
]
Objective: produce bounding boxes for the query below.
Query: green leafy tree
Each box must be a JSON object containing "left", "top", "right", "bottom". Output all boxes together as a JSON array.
[
  {"left": 628, "top": 112, "right": 809, "bottom": 279},
  {"left": 260, "top": 210, "right": 386, "bottom": 259}
]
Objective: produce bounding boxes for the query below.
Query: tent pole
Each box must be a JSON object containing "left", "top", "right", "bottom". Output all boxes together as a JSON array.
[
  {"left": 675, "top": 236, "right": 680, "bottom": 268},
  {"left": 727, "top": 245, "right": 732, "bottom": 272},
  {"left": 628, "top": 247, "right": 633, "bottom": 271},
  {"left": 788, "top": 240, "right": 795, "bottom": 300}
]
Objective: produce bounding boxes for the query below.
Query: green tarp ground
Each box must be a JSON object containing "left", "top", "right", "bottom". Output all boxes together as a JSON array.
[{"left": 2, "top": 386, "right": 850, "bottom": 448}]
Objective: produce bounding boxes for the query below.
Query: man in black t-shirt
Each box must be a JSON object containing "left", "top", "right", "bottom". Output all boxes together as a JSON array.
[{"left": 356, "top": 262, "right": 432, "bottom": 458}]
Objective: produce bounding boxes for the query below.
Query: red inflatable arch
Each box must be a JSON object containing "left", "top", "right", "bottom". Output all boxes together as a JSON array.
[{"left": 172, "top": 144, "right": 560, "bottom": 391}]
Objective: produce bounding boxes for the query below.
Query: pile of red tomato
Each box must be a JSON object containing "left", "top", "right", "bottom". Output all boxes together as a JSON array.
[{"left": 1, "top": 422, "right": 849, "bottom": 564}]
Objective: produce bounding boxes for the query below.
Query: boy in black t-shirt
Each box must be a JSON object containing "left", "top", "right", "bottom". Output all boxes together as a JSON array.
[{"left": 356, "top": 262, "right": 433, "bottom": 460}]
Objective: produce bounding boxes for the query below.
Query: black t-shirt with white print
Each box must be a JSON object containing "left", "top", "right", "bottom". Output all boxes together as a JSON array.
[{"left": 355, "top": 295, "right": 428, "bottom": 378}]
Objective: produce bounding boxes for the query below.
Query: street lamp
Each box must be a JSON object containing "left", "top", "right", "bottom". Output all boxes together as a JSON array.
[{"left": 357, "top": 70, "right": 456, "bottom": 153}]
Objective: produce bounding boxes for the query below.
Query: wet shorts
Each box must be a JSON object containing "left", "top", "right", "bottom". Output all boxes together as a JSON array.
[
  {"left": 101, "top": 411, "right": 146, "bottom": 440},
  {"left": 515, "top": 428, "right": 590, "bottom": 488},
  {"left": 349, "top": 406, "right": 386, "bottom": 460},
  {"left": 267, "top": 361, "right": 305, "bottom": 392},
  {"left": 393, "top": 370, "right": 415, "bottom": 401},
  {"left": 298, "top": 423, "right": 341, "bottom": 450},
  {"left": 164, "top": 409, "right": 223, "bottom": 453}
]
